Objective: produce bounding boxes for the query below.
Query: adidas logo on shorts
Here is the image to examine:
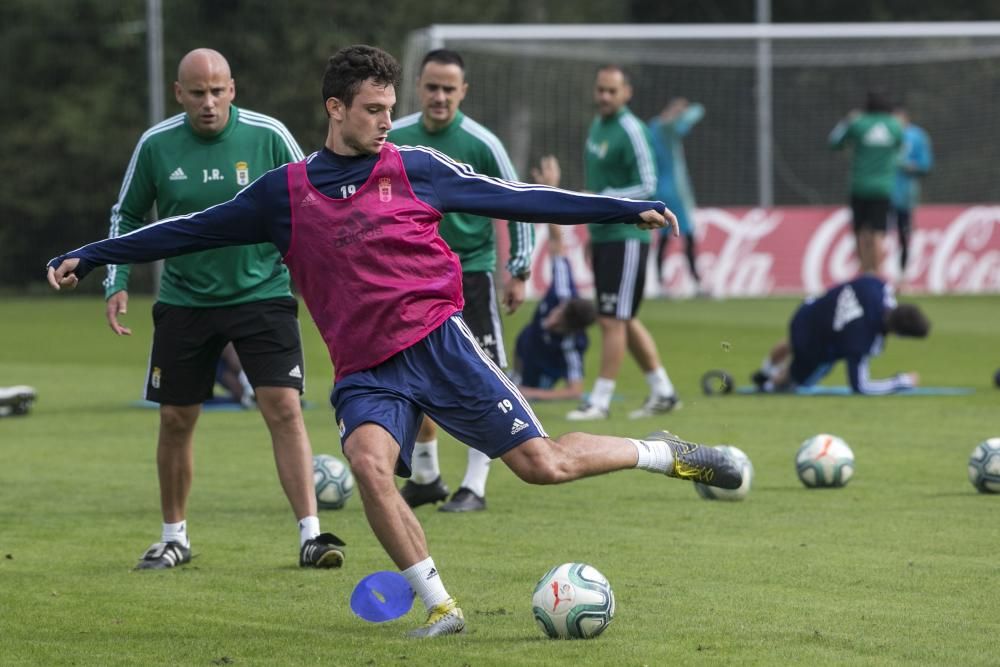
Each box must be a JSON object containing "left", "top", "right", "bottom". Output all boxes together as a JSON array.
[
  {"left": 510, "top": 418, "right": 529, "bottom": 435},
  {"left": 288, "top": 365, "right": 302, "bottom": 378}
]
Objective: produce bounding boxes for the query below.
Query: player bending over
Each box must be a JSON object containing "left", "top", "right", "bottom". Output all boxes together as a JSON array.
[
  {"left": 48, "top": 45, "right": 742, "bottom": 639},
  {"left": 513, "top": 224, "right": 596, "bottom": 401},
  {"left": 752, "top": 275, "right": 930, "bottom": 394}
]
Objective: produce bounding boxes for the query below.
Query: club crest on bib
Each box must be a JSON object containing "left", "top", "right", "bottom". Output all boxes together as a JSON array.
[
  {"left": 235, "top": 161, "right": 250, "bottom": 186},
  {"left": 378, "top": 177, "right": 392, "bottom": 202}
]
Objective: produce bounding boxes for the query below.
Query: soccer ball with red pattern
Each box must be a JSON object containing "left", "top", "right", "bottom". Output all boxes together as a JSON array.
[
  {"left": 796, "top": 434, "right": 855, "bottom": 488},
  {"left": 531, "top": 562, "right": 615, "bottom": 639}
]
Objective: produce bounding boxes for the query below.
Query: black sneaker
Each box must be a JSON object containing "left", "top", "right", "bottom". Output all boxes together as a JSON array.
[
  {"left": 646, "top": 430, "right": 743, "bottom": 489},
  {"left": 438, "top": 487, "right": 486, "bottom": 513},
  {"left": 135, "top": 541, "right": 191, "bottom": 570},
  {"left": 299, "top": 532, "right": 346, "bottom": 568},
  {"left": 750, "top": 370, "right": 769, "bottom": 390},
  {"left": 399, "top": 477, "right": 450, "bottom": 508}
]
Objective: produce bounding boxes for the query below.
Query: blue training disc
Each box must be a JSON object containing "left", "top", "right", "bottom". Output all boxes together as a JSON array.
[{"left": 350, "top": 571, "right": 414, "bottom": 623}]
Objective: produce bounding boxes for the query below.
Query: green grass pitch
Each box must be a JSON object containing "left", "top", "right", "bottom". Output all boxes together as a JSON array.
[{"left": 1, "top": 293, "right": 998, "bottom": 665}]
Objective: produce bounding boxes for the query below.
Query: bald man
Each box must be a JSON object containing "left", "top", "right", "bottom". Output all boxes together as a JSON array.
[{"left": 104, "top": 48, "right": 345, "bottom": 570}]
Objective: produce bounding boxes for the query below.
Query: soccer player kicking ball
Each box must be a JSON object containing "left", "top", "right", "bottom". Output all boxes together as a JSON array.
[{"left": 48, "top": 45, "right": 742, "bottom": 638}]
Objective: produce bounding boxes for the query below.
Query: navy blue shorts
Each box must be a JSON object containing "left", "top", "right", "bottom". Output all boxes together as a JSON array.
[
  {"left": 788, "top": 303, "right": 833, "bottom": 387},
  {"left": 331, "top": 315, "right": 547, "bottom": 478}
]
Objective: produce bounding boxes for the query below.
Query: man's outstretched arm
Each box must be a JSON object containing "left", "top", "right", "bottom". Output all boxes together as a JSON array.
[{"left": 46, "top": 178, "right": 280, "bottom": 285}]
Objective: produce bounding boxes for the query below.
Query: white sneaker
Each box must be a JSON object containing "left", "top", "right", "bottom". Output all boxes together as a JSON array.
[
  {"left": 566, "top": 402, "right": 609, "bottom": 421},
  {"left": 0, "top": 385, "right": 37, "bottom": 417},
  {"left": 628, "top": 394, "right": 682, "bottom": 419}
]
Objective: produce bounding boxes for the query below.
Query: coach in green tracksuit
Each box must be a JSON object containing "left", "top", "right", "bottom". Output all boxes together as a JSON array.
[
  {"left": 388, "top": 49, "right": 534, "bottom": 513},
  {"left": 829, "top": 90, "right": 903, "bottom": 274},
  {"left": 105, "top": 48, "right": 343, "bottom": 571},
  {"left": 567, "top": 64, "right": 680, "bottom": 423}
]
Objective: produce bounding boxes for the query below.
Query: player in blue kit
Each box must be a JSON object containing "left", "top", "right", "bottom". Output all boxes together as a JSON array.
[
  {"left": 752, "top": 275, "right": 930, "bottom": 394},
  {"left": 890, "top": 104, "right": 934, "bottom": 286},
  {"left": 513, "top": 225, "right": 596, "bottom": 401},
  {"left": 49, "top": 45, "right": 744, "bottom": 639}
]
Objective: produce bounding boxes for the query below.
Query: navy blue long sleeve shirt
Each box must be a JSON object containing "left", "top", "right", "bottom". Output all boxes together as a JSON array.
[{"left": 50, "top": 144, "right": 665, "bottom": 279}]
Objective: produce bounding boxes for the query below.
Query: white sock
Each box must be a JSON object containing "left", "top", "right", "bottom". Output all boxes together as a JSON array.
[
  {"left": 460, "top": 449, "right": 491, "bottom": 497},
  {"left": 589, "top": 377, "right": 616, "bottom": 410},
  {"left": 402, "top": 556, "right": 450, "bottom": 611},
  {"left": 298, "top": 515, "right": 321, "bottom": 547},
  {"left": 161, "top": 520, "right": 189, "bottom": 548},
  {"left": 411, "top": 439, "right": 440, "bottom": 484},
  {"left": 629, "top": 438, "right": 674, "bottom": 474},
  {"left": 238, "top": 370, "right": 254, "bottom": 397},
  {"left": 645, "top": 367, "right": 675, "bottom": 398}
]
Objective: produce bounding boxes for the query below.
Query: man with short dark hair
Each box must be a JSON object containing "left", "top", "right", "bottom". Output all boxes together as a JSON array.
[
  {"left": 388, "top": 48, "right": 534, "bottom": 513},
  {"left": 569, "top": 64, "right": 681, "bottom": 421},
  {"left": 49, "top": 44, "right": 742, "bottom": 639},
  {"left": 752, "top": 275, "right": 930, "bottom": 394}
]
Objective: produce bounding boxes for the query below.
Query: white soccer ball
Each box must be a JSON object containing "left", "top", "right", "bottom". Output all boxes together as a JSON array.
[
  {"left": 531, "top": 562, "right": 615, "bottom": 639},
  {"left": 695, "top": 445, "right": 753, "bottom": 501},
  {"left": 312, "top": 454, "right": 354, "bottom": 509},
  {"left": 796, "top": 434, "right": 855, "bottom": 488},
  {"left": 968, "top": 437, "right": 1000, "bottom": 494}
]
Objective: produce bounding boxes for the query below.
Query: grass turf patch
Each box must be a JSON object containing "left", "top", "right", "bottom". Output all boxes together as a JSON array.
[{"left": 1, "top": 294, "right": 998, "bottom": 665}]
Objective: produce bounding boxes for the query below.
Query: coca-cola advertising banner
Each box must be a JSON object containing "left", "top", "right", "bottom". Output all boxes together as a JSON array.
[{"left": 510, "top": 205, "right": 1000, "bottom": 299}]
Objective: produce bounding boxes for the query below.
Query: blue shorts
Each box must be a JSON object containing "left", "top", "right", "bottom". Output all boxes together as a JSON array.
[
  {"left": 331, "top": 315, "right": 547, "bottom": 478},
  {"left": 788, "top": 304, "right": 833, "bottom": 387}
]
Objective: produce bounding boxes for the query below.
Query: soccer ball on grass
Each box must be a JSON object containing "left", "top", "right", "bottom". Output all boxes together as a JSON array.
[
  {"left": 531, "top": 562, "right": 615, "bottom": 639},
  {"left": 694, "top": 445, "right": 753, "bottom": 501},
  {"left": 968, "top": 437, "right": 1000, "bottom": 494},
  {"left": 796, "top": 434, "right": 855, "bottom": 488},
  {"left": 312, "top": 454, "right": 354, "bottom": 509}
]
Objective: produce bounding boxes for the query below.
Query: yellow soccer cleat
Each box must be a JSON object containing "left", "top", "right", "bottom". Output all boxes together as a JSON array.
[
  {"left": 646, "top": 431, "right": 743, "bottom": 489},
  {"left": 407, "top": 598, "right": 466, "bottom": 638}
]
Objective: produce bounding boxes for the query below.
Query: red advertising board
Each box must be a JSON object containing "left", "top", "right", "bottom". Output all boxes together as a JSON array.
[{"left": 509, "top": 205, "right": 1000, "bottom": 298}]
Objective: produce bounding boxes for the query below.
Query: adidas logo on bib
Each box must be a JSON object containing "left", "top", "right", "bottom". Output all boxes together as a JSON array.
[{"left": 511, "top": 418, "right": 529, "bottom": 435}]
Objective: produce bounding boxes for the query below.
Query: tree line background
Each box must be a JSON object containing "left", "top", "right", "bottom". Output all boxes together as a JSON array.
[{"left": 3, "top": 0, "right": 998, "bottom": 292}]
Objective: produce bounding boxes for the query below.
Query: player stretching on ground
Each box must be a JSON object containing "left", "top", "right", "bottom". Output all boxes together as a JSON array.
[
  {"left": 48, "top": 45, "right": 742, "bottom": 638},
  {"left": 752, "top": 275, "right": 930, "bottom": 394},
  {"left": 513, "top": 223, "right": 597, "bottom": 401}
]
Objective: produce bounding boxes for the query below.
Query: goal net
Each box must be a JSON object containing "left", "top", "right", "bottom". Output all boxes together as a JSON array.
[{"left": 401, "top": 23, "right": 1000, "bottom": 208}]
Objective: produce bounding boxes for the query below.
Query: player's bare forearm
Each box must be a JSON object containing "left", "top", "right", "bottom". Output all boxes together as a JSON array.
[{"left": 518, "top": 382, "right": 585, "bottom": 401}]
